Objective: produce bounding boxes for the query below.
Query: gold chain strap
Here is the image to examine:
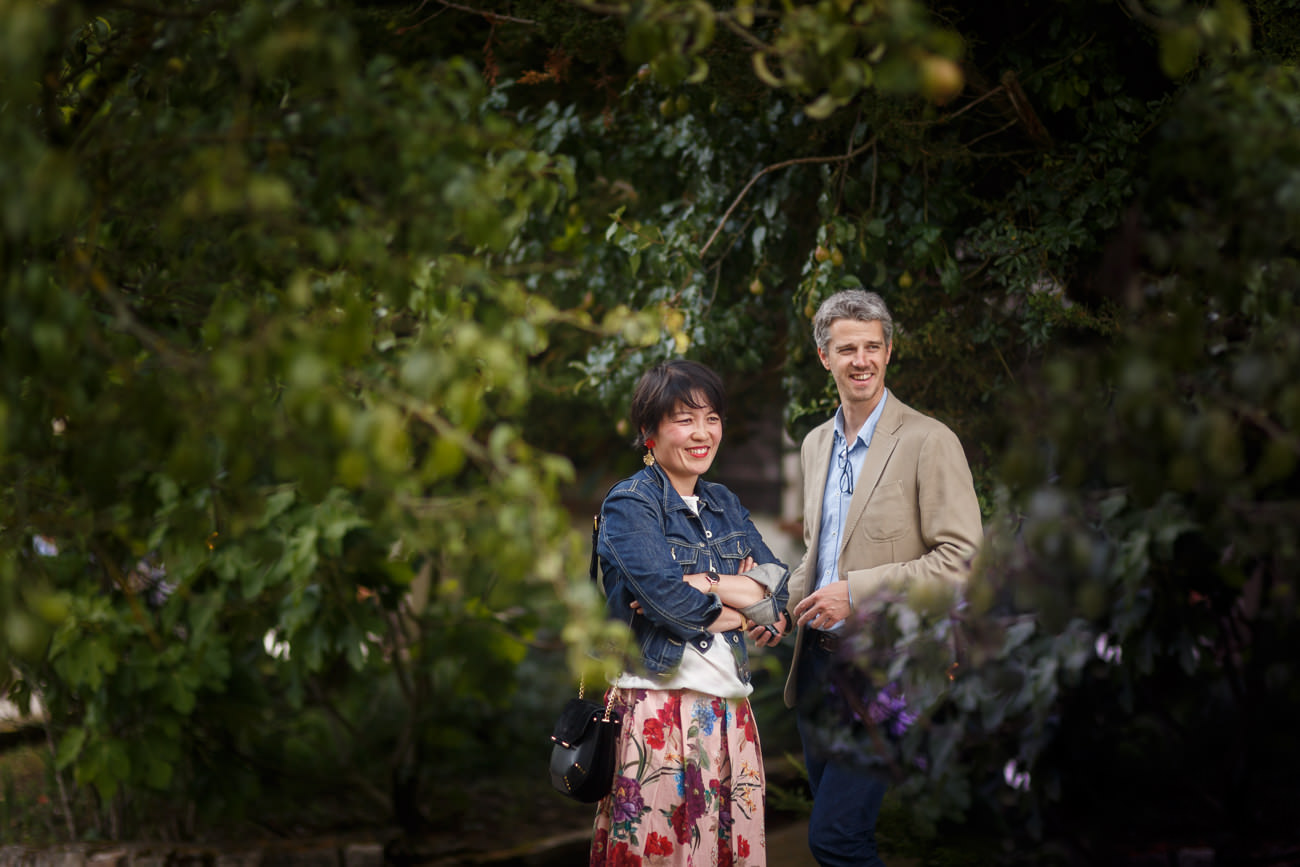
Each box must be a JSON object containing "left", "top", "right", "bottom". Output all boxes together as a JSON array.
[{"left": 577, "top": 678, "right": 618, "bottom": 722}]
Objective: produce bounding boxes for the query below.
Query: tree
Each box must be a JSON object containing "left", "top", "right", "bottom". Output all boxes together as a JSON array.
[{"left": 0, "top": 0, "right": 628, "bottom": 836}]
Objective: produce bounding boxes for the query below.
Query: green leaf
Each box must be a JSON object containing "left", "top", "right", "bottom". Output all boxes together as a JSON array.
[
  {"left": 55, "top": 727, "right": 86, "bottom": 770},
  {"left": 1159, "top": 27, "right": 1202, "bottom": 78},
  {"left": 1001, "top": 619, "right": 1037, "bottom": 655},
  {"left": 804, "top": 93, "right": 841, "bottom": 120}
]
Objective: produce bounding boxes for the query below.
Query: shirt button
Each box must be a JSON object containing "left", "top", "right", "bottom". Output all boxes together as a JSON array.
[
  {"left": 698, "top": 640, "right": 709, "bottom": 649},
  {"left": 705, "top": 530, "right": 713, "bottom": 538}
]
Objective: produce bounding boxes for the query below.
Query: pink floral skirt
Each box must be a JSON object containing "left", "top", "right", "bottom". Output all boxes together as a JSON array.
[{"left": 590, "top": 688, "right": 767, "bottom": 867}]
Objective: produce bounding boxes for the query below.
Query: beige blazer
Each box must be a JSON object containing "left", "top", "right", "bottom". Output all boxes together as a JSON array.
[{"left": 783, "top": 389, "right": 983, "bottom": 707}]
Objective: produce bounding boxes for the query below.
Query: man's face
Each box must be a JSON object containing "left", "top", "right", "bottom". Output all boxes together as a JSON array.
[{"left": 817, "top": 318, "right": 892, "bottom": 414}]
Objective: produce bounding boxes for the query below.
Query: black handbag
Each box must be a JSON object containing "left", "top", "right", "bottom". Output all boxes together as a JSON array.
[
  {"left": 549, "top": 506, "right": 623, "bottom": 802},
  {"left": 548, "top": 686, "right": 622, "bottom": 802}
]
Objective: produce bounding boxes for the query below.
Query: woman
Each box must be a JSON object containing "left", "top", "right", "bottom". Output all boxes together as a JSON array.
[{"left": 590, "top": 359, "right": 791, "bottom": 867}]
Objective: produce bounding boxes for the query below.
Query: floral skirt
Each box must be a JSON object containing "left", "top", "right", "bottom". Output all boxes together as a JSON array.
[{"left": 590, "top": 688, "right": 766, "bottom": 867}]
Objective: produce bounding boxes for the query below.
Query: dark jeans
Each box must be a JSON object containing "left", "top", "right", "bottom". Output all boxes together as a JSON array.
[{"left": 796, "top": 636, "right": 890, "bottom": 867}]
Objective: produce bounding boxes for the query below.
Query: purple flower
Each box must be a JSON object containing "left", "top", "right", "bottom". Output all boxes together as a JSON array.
[
  {"left": 610, "top": 775, "right": 644, "bottom": 823},
  {"left": 717, "top": 781, "right": 733, "bottom": 830},
  {"left": 680, "top": 763, "right": 707, "bottom": 821},
  {"left": 865, "top": 684, "right": 916, "bottom": 737},
  {"left": 889, "top": 708, "right": 918, "bottom": 738}
]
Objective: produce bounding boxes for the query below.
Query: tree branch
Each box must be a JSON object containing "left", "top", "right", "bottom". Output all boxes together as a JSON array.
[
  {"left": 111, "top": 2, "right": 211, "bottom": 19},
  {"left": 715, "top": 11, "right": 778, "bottom": 54},
  {"left": 1118, "top": 0, "right": 1178, "bottom": 32},
  {"left": 700, "top": 135, "right": 879, "bottom": 260},
  {"left": 399, "top": 0, "right": 536, "bottom": 34},
  {"left": 1000, "top": 70, "right": 1054, "bottom": 149}
]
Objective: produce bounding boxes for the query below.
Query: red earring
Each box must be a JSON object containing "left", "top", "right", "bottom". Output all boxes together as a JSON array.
[
  {"left": 644, "top": 439, "right": 656, "bottom": 449},
  {"left": 643, "top": 439, "right": 656, "bottom": 467}
]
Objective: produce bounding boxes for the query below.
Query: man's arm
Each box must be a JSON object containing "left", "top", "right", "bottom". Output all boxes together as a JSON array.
[{"left": 844, "top": 423, "right": 982, "bottom": 605}]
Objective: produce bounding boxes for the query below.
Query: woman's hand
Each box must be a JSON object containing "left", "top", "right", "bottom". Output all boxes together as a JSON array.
[
  {"left": 747, "top": 610, "right": 790, "bottom": 647},
  {"left": 708, "top": 606, "right": 746, "bottom": 633}
]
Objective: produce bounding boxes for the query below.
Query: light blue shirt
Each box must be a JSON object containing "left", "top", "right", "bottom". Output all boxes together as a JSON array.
[{"left": 814, "top": 392, "right": 889, "bottom": 612}]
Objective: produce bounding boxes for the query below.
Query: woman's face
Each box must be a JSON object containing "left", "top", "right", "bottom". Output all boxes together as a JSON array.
[{"left": 649, "top": 395, "right": 722, "bottom": 496}]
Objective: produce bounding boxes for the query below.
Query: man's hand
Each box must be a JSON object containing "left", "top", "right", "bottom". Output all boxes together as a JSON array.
[{"left": 793, "top": 582, "right": 851, "bottom": 630}]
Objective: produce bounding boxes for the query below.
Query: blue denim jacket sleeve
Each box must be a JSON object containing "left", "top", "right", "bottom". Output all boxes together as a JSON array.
[
  {"left": 704, "top": 481, "right": 790, "bottom": 623},
  {"left": 598, "top": 485, "right": 722, "bottom": 642}
]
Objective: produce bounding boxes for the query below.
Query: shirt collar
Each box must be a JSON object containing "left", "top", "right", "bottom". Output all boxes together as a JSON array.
[{"left": 832, "top": 389, "right": 889, "bottom": 451}]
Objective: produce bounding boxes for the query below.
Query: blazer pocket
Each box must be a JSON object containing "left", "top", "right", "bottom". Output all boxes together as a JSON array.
[{"left": 863, "top": 479, "right": 909, "bottom": 541}]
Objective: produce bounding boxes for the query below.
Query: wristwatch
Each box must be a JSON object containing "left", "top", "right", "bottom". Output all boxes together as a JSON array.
[{"left": 706, "top": 570, "right": 722, "bottom": 587}]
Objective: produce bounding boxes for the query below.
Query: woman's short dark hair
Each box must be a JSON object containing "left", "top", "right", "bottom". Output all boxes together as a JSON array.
[{"left": 629, "top": 360, "right": 727, "bottom": 448}]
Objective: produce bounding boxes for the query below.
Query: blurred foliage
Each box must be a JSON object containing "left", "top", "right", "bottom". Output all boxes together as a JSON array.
[
  {"left": 0, "top": 0, "right": 628, "bottom": 838},
  {"left": 2, "top": 0, "right": 1298, "bottom": 857},
  {"left": 802, "top": 33, "right": 1300, "bottom": 867},
  {"left": 504, "top": 0, "right": 1298, "bottom": 860}
]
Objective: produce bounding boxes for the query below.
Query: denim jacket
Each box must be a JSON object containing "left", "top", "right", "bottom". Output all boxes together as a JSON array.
[{"left": 597, "top": 464, "right": 790, "bottom": 684}]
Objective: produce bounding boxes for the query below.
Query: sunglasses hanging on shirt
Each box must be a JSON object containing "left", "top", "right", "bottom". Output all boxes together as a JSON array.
[{"left": 838, "top": 446, "right": 854, "bottom": 495}]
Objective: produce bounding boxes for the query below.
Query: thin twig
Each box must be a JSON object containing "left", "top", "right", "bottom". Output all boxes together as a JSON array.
[
  {"left": 715, "top": 12, "right": 778, "bottom": 53},
  {"left": 434, "top": 0, "right": 536, "bottom": 25},
  {"left": 1119, "top": 0, "right": 1176, "bottom": 31},
  {"left": 967, "top": 148, "right": 1042, "bottom": 160},
  {"left": 923, "top": 153, "right": 929, "bottom": 223},
  {"left": 703, "top": 210, "right": 755, "bottom": 287},
  {"left": 113, "top": 2, "right": 211, "bottom": 18},
  {"left": 91, "top": 538, "right": 164, "bottom": 651},
  {"left": 994, "top": 344, "right": 1017, "bottom": 385},
  {"left": 900, "top": 85, "right": 1006, "bottom": 127},
  {"left": 558, "top": 0, "right": 625, "bottom": 16},
  {"left": 870, "top": 138, "right": 878, "bottom": 214},
  {"left": 30, "top": 682, "right": 77, "bottom": 840},
  {"left": 1023, "top": 35, "right": 1099, "bottom": 84},
  {"left": 834, "top": 107, "right": 863, "bottom": 215},
  {"left": 961, "top": 119, "right": 1018, "bottom": 150},
  {"left": 700, "top": 135, "right": 878, "bottom": 259},
  {"left": 706, "top": 260, "right": 722, "bottom": 311}
]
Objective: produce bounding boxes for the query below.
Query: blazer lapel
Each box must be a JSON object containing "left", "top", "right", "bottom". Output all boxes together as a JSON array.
[
  {"left": 841, "top": 392, "right": 903, "bottom": 562},
  {"left": 802, "top": 420, "right": 835, "bottom": 590}
]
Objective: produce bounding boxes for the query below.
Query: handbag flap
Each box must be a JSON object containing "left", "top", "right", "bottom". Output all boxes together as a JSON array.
[{"left": 551, "top": 697, "right": 602, "bottom": 746}]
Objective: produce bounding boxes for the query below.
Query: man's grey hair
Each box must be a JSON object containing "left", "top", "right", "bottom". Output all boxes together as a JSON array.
[{"left": 812, "top": 289, "right": 894, "bottom": 352}]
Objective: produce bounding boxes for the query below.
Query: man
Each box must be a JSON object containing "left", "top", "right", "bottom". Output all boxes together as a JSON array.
[{"left": 755, "top": 289, "right": 982, "bottom": 866}]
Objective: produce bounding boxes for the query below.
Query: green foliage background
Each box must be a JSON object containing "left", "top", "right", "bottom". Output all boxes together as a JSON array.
[{"left": 2, "top": 0, "right": 1297, "bottom": 859}]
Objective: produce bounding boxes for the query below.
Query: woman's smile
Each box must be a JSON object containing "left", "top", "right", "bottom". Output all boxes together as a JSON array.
[{"left": 651, "top": 396, "right": 723, "bottom": 496}]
